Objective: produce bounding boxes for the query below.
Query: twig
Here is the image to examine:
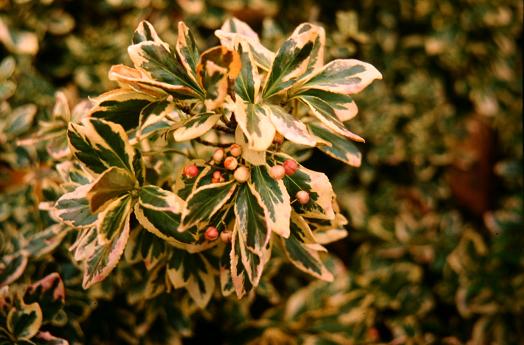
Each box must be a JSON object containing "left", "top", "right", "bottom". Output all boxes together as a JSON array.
[{"left": 195, "top": 138, "right": 231, "bottom": 148}]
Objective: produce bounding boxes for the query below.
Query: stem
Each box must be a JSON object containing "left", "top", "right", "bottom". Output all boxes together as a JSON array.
[
  {"left": 214, "top": 124, "right": 235, "bottom": 134},
  {"left": 196, "top": 138, "right": 231, "bottom": 148},
  {"left": 142, "top": 148, "right": 191, "bottom": 158}
]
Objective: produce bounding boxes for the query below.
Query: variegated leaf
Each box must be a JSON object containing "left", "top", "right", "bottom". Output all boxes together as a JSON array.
[
  {"left": 235, "top": 126, "right": 266, "bottom": 166},
  {"left": 23, "top": 273, "right": 65, "bottom": 323},
  {"left": 89, "top": 88, "right": 156, "bottom": 130},
  {"left": 234, "top": 184, "right": 270, "bottom": 255},
  {"left": 309, "top": 123, "right": 362, "bottom": 167},
  {"left": 6, "top": 301, "right": 42, "bottom": 340},
  {"left": 108, "top": 64, "right": 169, "bottom": 97},
  {"left": 127, "top": 21, "right": 203, "bottom": 97},
  {"left": 26, "top": 224, "right": 70, "bottom": 258},
  {"left": 167, "top": 251, "right": 215, "bottom": 308},
  {"left": 282, "top": 214, "right": 333, "bottom": 281},
  {"left": 97, "top": 194, "right": 133, "bottom": 244},
  {"left": 87, "top": 167, "right": 136, "bottom": 213},
  {"left": 249, "top": 165, "right": 291, "bottom": 238},
  {"left": 302, "top": 58, "right": 382, "bottom": 95},
  {"left": 70, "top": 227, "right": 97, "bottom": 262},
  {"left": 138, "top": 185, "right": 184, "bottom": 213},
  {"left": 173, "top": 112, "right": 221, "bottom": 141},
  {"left": 54, "top": 184, "right": 98, "bottom": 228},
  {"left": 68, "top": 118, "right": 136, "bottom": 174},
  {"left": 297, "top": 88, "right": 364, "bottom": 142},
  {"left": 277, "top": 155, "right": 335, "bottom": 220},
  {"left": 262, "top": 23, "right": 323, "bottom": 98},
  {"left": 82, "top": 212, "right": 130, "bottom": 289},
  {"left": 264, "top": 104, "right": 317, "bottom": 147},
  {"left": 125, "top": 226, "right": 166, "bottom": 267},
  {"left": 234, "top": 41, "right": 261, "bottom": 103},
  {"left": 234, "top": 99, "right": 275, "bottom": 151},
  {"left": 138, "top": 100, "right": 178, "bottom": 139},
  {"left": 295, "top": 88, "right": 358, "bottom": 122},
  {"left": 0, "top": 252, "right": 28, "bottom": 288},
  {"left": 197, "top": 46, "right": 240, "bottom": 110},
  {"left": 180, "top": 180, "right": 237, "bottom": 231},
  {"left": 135, "top": 186, "right": 212, "bottom": 252},
  {"left": 230, "top": 224, "right": 263, "bottom": 299},
  {"left": 132, "top": 20, "right": 166, "bottom": 46},
  {"left": 215, "top": 17, "right": 275, "bottom": 70},
  {"left": 176, "top": 21, "right": 200, "bottom": 82},
  {"left": 219, "top": 243, "right": 235, "bottom": 296}
]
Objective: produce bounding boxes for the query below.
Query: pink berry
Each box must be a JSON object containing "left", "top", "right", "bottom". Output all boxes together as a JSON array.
[
  {"left": 204, "top": 226, "right": 219, "bottom": 241},
  {"left": 220, "top": 231, "right": 232, "bottom": 243},
  {"left": 224, "top": 156, "right": 238, "bottom": 170},
  {"left": 211, "top": 170, "right": 224, "bottom": 183},
  {"left": 183, "top": 164, "right": 199, "bottom": 178},
  {"left": 234, "top": 166, "right": 250, "bottom": 183},
  {"left": 269, "top": 165, "right": 286, "bottom": 180},
  {"left": 296, "top": 190, "right": 310, "bottom": 204},
  {"left": 283, "top": 159, "right": 298, "bottom": 176},
  {"left": 229, "top": 144, "right": 242, "bottom": 157},
  {"left": 212, "top": 149, "right": 225, "bottom": 163}
]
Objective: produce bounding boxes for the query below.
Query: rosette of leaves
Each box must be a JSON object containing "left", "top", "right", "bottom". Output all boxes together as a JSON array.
[{"left": 51, "top": 17, "right": 381, "bottom": 305}]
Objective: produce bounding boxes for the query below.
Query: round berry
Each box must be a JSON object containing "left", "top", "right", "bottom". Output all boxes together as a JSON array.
[
  {"left": 212, "top": 148, "right": 225, "bottom": 163},
  {"left": 269, "top": 165, "right": 286, "bottom": 180},
  {"left": 283, "top": 159, "right": 299, "bottom": 176},
  {"left": 234, "top": 166, "right": 250, "bottom": 183},
  {"left": 229, "top": 144, "right": 242, "bottom": 157},
  {"left": 211, "top": 170, "right": 224, "bottom": 183},
  {"left": 296, "top": 190, "right": 310, "bottom": 205},
  {"left": 220, "top": 230, "right": 232, "bottom": 243},
  {"left": 224, "top": 156, "right": 238, "bottom": 170},
  {"left": 204, "top": 226, "right": 219, "bottom": 241},
  {"left": 183, "top": 164, "right": 199, "bottom": 178}
]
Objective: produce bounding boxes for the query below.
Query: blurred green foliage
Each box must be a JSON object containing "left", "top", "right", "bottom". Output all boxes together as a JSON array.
[{"left": 0, "top": 0, "right": 522, "bottom": 344}]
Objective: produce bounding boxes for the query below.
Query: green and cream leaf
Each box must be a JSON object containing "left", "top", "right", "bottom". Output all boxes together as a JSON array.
[
  {"left": 234, "top": 99, "right": 275, "bottom": 151},
  {"left": 167, "top": 251, "right": 216, "bottom": 308},
  {"left": 86, "top": 167, "right": 136, "bottom": 213},
  {"left": 282, "top": 214, "right": 333, "bottom": 281},
  {"left": 215, "top": 17, "right": 275, "bottom": 71},
  {"left": 173, "top": 112, "right": 221, "bottom": 141},
  {"left": 264, "top": 104, "right": 316, "bottom": 147},
  {"left": 234, "top": 184, "right": 270, "bottom": 255},
  {"left": 68, "top": 118, "right": 136, "bottom": 174},
  {"left": 82, "top": 214, "right": 130, "bottom": 289},
  {"left": 54, "top": 184, "right": 98, "bottom": 228},
  {"left": 302, "top": 58, "right": 382, "bottom": 95},
  {"left": 89, "top": 88, "right": 156, "bottom": 130},
  {"left": 263, "top": 23, "right": 324, "bottom": 98},
  {"left": 97, "top": 194, "right": 133, "bottom": 244},
  {"left": 309, "top": 123, "right": 362, "bottom": 167},
  {"left": 180, "top": 180, "right": 237, "bottom": 231},
  {"left": 249, "top": 165, "right": 291, "bottom": 238}
]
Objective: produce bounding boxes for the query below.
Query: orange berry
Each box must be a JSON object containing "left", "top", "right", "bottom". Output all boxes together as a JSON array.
[
  {"left": 296, "top": 190, "right": 310, "bottom": 204},
  {"left": 273, "top": 132, "right": 284, "bottom": 144},
  {"left": 229, "top": 144, "right": 242, "bottom": 157},
  {"left": 269, "top": 165, "right": 286, "bottom": 180},
  {"left": 224, "top": 156, "right": 238, "bottom": 170},
  {"left": 211, "top": 170, "right": 224, "bottom": 183},
  {"left": 212, "top": 148, "right": 225, "bottom": 163},
  {"left": 220, "top": 230, "right": 232, "bottom": 243},
  {"left": 234, "top": 166, "right": 250, "bottom": 183},
  {"left": 283, "top": 159, "right": 298, "bottom": 176}
]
